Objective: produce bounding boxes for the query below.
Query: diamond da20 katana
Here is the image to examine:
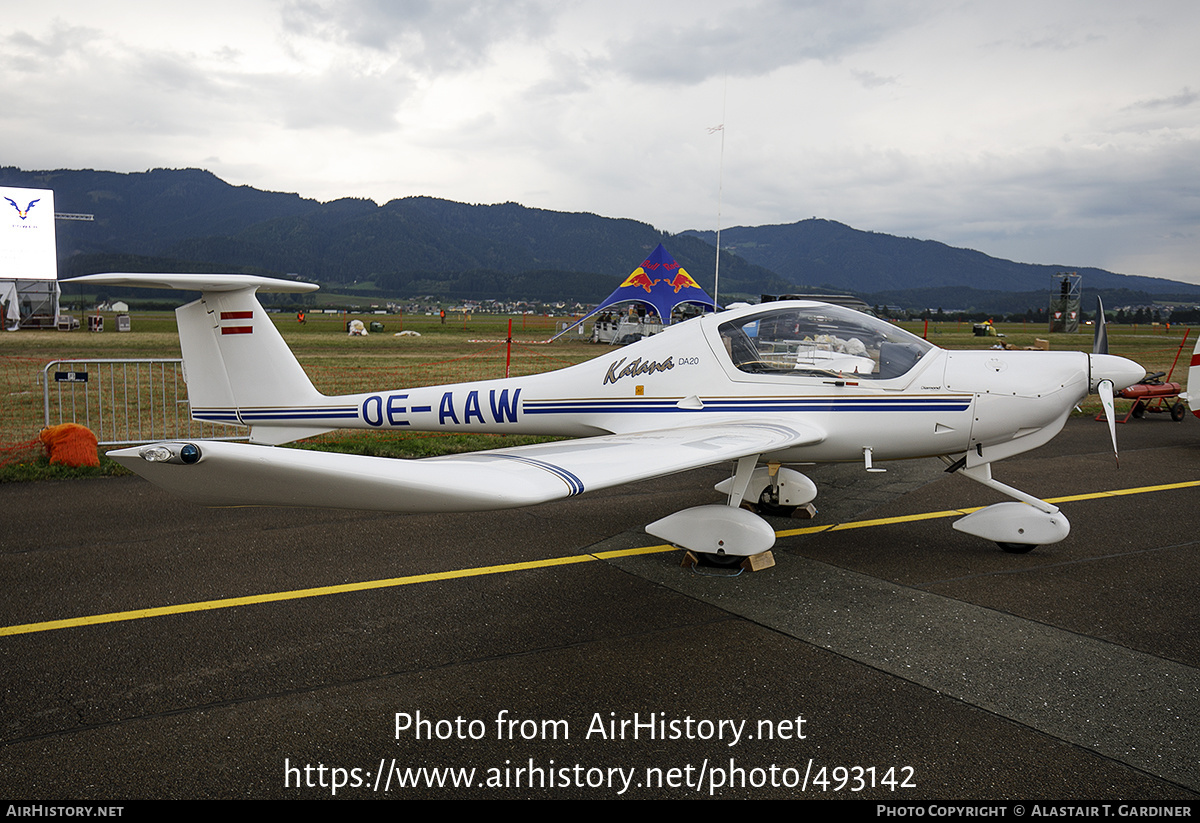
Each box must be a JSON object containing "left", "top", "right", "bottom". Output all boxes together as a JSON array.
[{"left": 69, "top": 273, "right": 1144, "bottom": 560}]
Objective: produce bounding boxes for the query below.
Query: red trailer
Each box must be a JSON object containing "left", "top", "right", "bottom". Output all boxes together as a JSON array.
[
  {"left": 1118, "top": 374, "right": 1186, "bottom": 421},
  {"left": 1098, "top": 328, "right": 1190, "bottom": 423}
]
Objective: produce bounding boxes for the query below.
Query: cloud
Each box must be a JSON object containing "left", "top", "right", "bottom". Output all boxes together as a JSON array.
[
  {"left": 1124, "top": 87, "right": 1200, "bottom": 112},
  {"left": 4, "top": 20, "right": 100, "bottom": 66},
  {"left": 3, "top": 1, "right": 1200, "bottom": 282},
  {"left": 851, "top": 69, "right": 897, "bottom": 89},
  {"left": 592, "top": 0, "right": 928, "bottom": 85},
  {"left": 280, "top": 0, "right": 558, "bottom": 73}
]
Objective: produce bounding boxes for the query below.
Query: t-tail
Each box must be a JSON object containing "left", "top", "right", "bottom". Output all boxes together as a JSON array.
[{"left": 65, "top": 273, "right": 333, "bottom": 444}]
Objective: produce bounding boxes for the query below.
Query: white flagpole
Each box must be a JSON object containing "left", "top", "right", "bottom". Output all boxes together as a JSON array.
[{"left": 709, "top": 77, "right": 727, "bottom": 311}]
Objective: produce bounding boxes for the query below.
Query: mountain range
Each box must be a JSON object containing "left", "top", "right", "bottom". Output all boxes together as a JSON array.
[{"left": 3, "top": 166, "right": 1197, "bottom": 310}]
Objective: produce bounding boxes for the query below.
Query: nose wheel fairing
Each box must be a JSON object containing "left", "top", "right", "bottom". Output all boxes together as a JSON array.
[
  {"left": 949, "top": 461, "right": 1070, "bottom": 550},
  {"left": 951, "top": 501, "right": 1070, "bottom": 548}
]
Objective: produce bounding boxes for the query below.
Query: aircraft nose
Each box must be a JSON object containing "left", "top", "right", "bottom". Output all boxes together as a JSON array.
[{"left": 1089, "top": 353, "right": 1145, "bottom": 392}]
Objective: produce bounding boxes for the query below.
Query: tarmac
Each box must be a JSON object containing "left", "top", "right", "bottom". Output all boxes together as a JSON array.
[{"left": 1, "top": 416, "right": 1198, "bottom": 799}]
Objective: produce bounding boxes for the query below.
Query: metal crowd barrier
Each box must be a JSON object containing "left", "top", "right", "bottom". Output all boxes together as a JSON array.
[{"left": 41, "top": 358, "right": 246, "bottom": 445}]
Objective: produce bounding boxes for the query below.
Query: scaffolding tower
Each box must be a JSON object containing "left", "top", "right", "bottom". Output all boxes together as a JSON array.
[{"left": 1049, "top": 271, "right": 1081, "bottom": 333}]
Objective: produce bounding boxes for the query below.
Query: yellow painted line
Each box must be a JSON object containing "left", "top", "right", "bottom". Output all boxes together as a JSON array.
[
  {"left": 775, "top": 508, "right": 981, "bottom": 538},
  {"left": 4, "top": 478, "right": 1198, "bottom": 639},
  {"left": 774, "top": 480, "right": 1200, "bottom": 537},
  {"left": 828, "top": 508, "right": 978, "bottom": 530},
  {"left": 592, "top": 543, "right": 676, "bottom": 560},
  {"left": 0, "top": 554, "right": 598, "bottom": 638},
  {"left": 1047, "top": 479, "right": 1200, "bottom": 502}
]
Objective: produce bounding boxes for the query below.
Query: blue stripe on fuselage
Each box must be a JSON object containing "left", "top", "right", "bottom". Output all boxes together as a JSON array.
[{"left": 521, "top": 397, "right": 971, "bottom": 414}]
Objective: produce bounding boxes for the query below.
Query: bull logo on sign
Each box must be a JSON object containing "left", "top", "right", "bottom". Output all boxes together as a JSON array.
[{"left": 5, "top": 198, "right": 40, "bottom": 220}]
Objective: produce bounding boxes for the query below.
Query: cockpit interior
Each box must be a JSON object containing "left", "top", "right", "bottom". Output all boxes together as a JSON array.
[{"left": 718, "top": 304, "right": 933, "bottom": 380}]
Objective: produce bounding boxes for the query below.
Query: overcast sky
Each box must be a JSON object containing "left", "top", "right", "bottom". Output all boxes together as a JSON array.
[{"left": 4, "top": 1, "right": 1199, "bottom": 283}]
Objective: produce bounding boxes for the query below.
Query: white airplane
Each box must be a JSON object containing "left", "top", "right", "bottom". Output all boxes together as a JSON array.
[
  {"left": 1182, "top": 332, "right": 1200, "bottom": 420},
  {"left": 68, "top": 273, "right": 1144, "bottom": 560}
]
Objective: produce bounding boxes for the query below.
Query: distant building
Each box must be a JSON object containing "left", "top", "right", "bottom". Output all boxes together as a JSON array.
[{"left": 761, "top": 293, "right": 874, "bottom": 314}]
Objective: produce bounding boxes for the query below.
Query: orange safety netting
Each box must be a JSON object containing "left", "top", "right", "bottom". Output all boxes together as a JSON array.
[{"left": 39, "top": 423, "right": 100, "bottom": 467}]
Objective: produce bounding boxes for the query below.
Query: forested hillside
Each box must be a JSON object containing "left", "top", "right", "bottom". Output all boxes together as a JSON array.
[{"left": 4, "top": 167, "right": 1195, "bottom": 308}]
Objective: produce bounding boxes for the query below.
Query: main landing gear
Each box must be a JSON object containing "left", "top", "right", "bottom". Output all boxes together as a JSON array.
[{"left": 646, "top": 455, "right": 795, "bottom": 568}]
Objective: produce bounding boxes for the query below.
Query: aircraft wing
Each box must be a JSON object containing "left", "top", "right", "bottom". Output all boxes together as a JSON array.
[{"left": 107, "top": 420, "right": 824, "bottom": 512}]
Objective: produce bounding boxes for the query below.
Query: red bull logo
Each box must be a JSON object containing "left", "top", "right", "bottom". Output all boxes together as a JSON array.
[
  {"left": 619, "top": 267, "right": 660, "bottom": 293},
  {"left": 668, "top": 267, "right": 701, "bottom": 294},
  {"left": 5, "top": 197, "right": 40, "bottom": 220}
]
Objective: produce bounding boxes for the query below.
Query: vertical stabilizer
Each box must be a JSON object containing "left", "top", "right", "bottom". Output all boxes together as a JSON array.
[
  {"left": 63, "top": 273, "right": 332, "bottom": 444},
  {"left": 177, "top": 288, "right": 328, "bottom": 441}
]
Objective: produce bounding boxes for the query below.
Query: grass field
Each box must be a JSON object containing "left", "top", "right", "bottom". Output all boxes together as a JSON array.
[
  {"left": 3, "top": 309, "right": 1193, "bottom": 478},
  {"left": 1, "top": 310, "right": 589, "bottom": 476}
]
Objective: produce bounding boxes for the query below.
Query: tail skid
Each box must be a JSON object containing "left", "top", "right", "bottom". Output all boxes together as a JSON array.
[{"left": 65, "top": 273, "right": 330, "bottom": 444}]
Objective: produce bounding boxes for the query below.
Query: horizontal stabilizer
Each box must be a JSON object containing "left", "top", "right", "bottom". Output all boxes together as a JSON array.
[{"left": 63, "top": 272, "right": 319, "bottom": 293}]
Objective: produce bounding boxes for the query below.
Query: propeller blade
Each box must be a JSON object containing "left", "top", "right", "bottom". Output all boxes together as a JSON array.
[
  {"left": 1099, "top": 378, "right": 1118, "bottom": 467},
  {"left": 1093, "top": 296, "right": 1108, "bottom": 355}
]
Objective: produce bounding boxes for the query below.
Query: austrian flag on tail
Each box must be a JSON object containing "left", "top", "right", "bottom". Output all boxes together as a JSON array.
[{"left": 220, "top": 310, "right": 254, "bottom": 335}]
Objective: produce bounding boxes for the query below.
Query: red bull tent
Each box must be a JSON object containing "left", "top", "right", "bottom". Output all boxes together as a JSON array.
[{"left": 554, "top": 244, "right": 719, "bottom": 339}]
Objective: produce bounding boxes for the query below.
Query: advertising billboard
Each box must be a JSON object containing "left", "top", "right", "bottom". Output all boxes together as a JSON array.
[{"left": 0, "top": 186, "right": 57, "bottom": 280}]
